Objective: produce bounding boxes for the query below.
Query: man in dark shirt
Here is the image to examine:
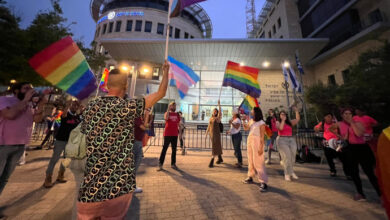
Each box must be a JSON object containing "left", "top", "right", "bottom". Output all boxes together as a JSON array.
[{"left": 43, "top": 100, "right": 81, "bottom": 188}]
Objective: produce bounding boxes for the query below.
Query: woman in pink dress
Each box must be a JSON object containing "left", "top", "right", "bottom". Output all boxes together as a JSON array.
[{"left": 242, "top": 107, "right": 268, "bottom": 192}]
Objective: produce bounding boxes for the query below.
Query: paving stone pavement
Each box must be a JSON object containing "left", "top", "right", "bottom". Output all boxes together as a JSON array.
[{"left": 0, "top": 145, "right": 387, "bottom": 220}]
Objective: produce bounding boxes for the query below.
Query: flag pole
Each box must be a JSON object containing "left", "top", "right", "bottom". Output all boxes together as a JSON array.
[
  {"left": 296, "top": 50, "right": 308, "bottom": 128},
  {"left": 165, "top": 0, "right": 173, "bottom": 102},
  {"left": 94, "top": 67, "right": 102, "bottom": 98}
]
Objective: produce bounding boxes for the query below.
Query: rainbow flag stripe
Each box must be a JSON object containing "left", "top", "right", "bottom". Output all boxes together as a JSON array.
[
  {"left": 223, "top": 61, "right": 261, "bottom": 98},
  {"left": 54, "top": 111, "right": 63, "bottom": 124},
  {"left": 239, "top": 95, "right": 259, "bottom": 115},
  {"left": 99, "top": 68, "right": 109, "bottom": 92},
  {"left": 29, "top": 36, "right": 97, "bottom": 100},
  {"left": 264, "top": 126, "right": 273, "bottom": 140}
]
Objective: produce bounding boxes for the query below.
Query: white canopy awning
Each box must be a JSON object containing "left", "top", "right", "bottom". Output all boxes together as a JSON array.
[{"left": 100, "top": 38, "right": 329, "bottom": 70}]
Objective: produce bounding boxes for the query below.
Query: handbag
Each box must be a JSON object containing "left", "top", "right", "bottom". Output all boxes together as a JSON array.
[
  {"left": 219, "top": 122, "right": 224, "bottom": 133},
  {"left": 65, "top": 124, "right": 86, "bottom": 159},
  {"left": 338, "top": 125, "right": 349, "bottom": 152}
]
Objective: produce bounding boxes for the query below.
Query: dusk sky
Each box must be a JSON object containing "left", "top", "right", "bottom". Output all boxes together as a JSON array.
[{"left": 7, "top": 0, "right": 265, "bottom": 46}]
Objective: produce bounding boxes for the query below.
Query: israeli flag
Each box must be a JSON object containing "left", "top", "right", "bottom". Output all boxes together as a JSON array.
[
  {"left": 282, "top": 65, "right": 289, "bottom": 82},
  {"left": 287, "top": 66, "right": 302, "bottom": 93}
]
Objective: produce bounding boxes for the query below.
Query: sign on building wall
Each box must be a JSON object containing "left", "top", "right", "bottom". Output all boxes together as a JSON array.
[{"left": 98, "top": 11, "right": 145, "bottom": 24}]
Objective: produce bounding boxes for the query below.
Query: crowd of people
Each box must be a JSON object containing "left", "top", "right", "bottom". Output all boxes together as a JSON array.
[{"left": 0, "top": 64, "right": 388, "bottom": 218}]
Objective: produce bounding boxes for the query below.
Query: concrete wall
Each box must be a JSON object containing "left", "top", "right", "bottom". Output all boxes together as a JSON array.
[
  {"left": 310, "top": 30, "right": 390, "bottom": 85},
  {"left": 256, "top": 0, "right": 302, "bottom": 38}
]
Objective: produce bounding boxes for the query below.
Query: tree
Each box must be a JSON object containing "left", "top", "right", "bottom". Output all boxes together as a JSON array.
[
  {"left": 305, "top": 41, "right": 390, "bottom": 131},
  {"left": 77, "top": 41, "right": 108, "bottom": 76},
  {"left": 0, "top": 0, "right": 29, "bottom": 84},
  {"left": 0, "top": 0, "right": 73, "bottom": 85}
]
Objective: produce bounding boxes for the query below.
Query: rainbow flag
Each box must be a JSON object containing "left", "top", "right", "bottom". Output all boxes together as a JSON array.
[
  {"left": 99, "top": 68, "right": 109, "bottom": 92},
  {"left": 239, "top": 95, "right": 259, "bottom": 115},
  {"left": 54, "top": 110, "right": 63, "bottom": 124},
  {"left": 170, "top": 0, "right": 206, "bottom": 17},
  {"left": 223, "top": 61, "right": 261, "bottom": 98},
  {"left": 168, "top": 56, "right": 199, "bottom": 99},
  {"left": 264, "top": 126, "right": 273, "bottom": 140},
  {"left": 29, "top": 36, "right": 97, "bottom": 100}
]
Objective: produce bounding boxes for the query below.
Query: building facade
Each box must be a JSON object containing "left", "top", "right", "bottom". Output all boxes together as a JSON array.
[
  {"left": 254, "top": 0, "right": 390, "bottom": 86},
  {"left": 90, "top": 0, "right": 330, "bottom": 122}
]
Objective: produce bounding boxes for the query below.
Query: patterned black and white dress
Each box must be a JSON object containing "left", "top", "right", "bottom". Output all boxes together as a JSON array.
[{"left": 78, "top": 96, "right": 144, "bottom": 203}]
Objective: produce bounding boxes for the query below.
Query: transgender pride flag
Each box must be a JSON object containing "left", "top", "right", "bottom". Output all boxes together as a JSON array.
[{"left": 168, "top": 56, "right": 200, "bottom": 99}]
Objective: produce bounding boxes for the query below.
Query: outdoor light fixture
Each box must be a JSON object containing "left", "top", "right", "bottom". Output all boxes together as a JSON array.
[
  {"left": 262, "top": 61, "right": 270, "bottom": 68},
  {"left": 121, "top": 66, "right": 129, "bottom": 72},
  {"left": 283, "top": 61, "right": 290, "bottom": 68},
  {"left": 10, "top": 79, "right": 16, "bottom": 84},
  {"left": 240, "top": 62, "right": 245, "bottom": 66}
]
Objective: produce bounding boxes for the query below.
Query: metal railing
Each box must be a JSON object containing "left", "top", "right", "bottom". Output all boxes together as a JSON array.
[
  {"left": 147, "top": 122, "right": 249, "bottom": 150},
  {"left": 31, "top": 123, "right": 48, "bottom": 141},
  {"left": 30, "top": 122, "right": 323, "bottom": 151}
]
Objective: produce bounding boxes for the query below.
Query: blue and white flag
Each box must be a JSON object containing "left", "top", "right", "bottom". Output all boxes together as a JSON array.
[
  {"left": 282, "top": 65, "right": 289, "bottom": 82},
  {"left": 287, "top": 66, "right": 302, "bottom": 93},
  {"left": 295, "top": 52, "right": 304, "bottom": 75},
  {"left": 146, "top": 84, "right": 150, "bottom": 94}
]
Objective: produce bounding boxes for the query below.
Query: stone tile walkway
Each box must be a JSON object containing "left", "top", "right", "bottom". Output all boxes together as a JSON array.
[{"left": 0, "top": 146, "right": 386, "bottom": 220}]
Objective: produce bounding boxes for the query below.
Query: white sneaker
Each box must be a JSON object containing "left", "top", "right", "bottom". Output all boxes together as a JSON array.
[
  {"left": 265, "top": 159, "right": 270, "bottom": 165},
  {"left": 18, "top": 161, "right": 26, "bottom": 166},
  {"left": 134, "top": 187, "right": 143, "bottom": 193},
  {"left": 284, "top": 175, "right": 291, "bottom": 181},
  {"left": 292, "top": 173, "right": 299, "bottom": 180},
  {"left": 280, "top": 160, "right": 284, "bottom": 166}
]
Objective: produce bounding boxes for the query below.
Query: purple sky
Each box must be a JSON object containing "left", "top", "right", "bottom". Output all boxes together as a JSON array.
[{"left": 7, "top": 0, "right": 265, "bottom": 46}]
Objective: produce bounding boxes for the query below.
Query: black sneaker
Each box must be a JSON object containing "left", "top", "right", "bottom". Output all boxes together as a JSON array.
[
  {"left": 234, "top": 163, "right": 242, "bottom": 168},
  {"left": 259, "top": 183, "right": 268, "bottom": 192},
  {"left": 243, "top": 177, "right": 253, "bottom": 184},
  {"left": 171, "top": 164, "right": 178, "bottom": 170}
]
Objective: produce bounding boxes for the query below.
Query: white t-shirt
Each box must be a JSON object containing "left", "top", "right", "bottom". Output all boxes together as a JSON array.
[
  {"left": 249, "top": 119, "right": 265, "bottom": 136},
  {"left": 230, "top": 118, "right": 241, "bottom": 135}
]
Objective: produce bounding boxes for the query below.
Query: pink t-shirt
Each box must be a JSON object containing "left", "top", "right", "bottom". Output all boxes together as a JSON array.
[
  {"left": 353, "top": 115, "right": 377, "bottom": 135},
  {"left": 0, "top": 96, "right": 34, "bottom": 145},
  {"left": 163, "top": 112, "right": 180, "bottom": 137},
  {"left": 271, "top": 117, "right": 278, "bottom": 133},
  {"left": 315, "top": 122, "right": 338, "bottom": 140},
  {"left": 339, "top": 121, "right": 365, "bottom": 145},
  {"left": 278, "top": 123, "right": 292, "bottom": 136}
]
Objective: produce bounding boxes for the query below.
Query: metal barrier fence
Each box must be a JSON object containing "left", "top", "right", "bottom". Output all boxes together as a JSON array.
[
  {"left": 31, "top": 123, "right": 48, "bottom": 141},
  {"left": 148, "top": 122, "right": 249, "bottom": 150},
  {"left": 31, "top": 122, "right": 323, "bottom": 151}
]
